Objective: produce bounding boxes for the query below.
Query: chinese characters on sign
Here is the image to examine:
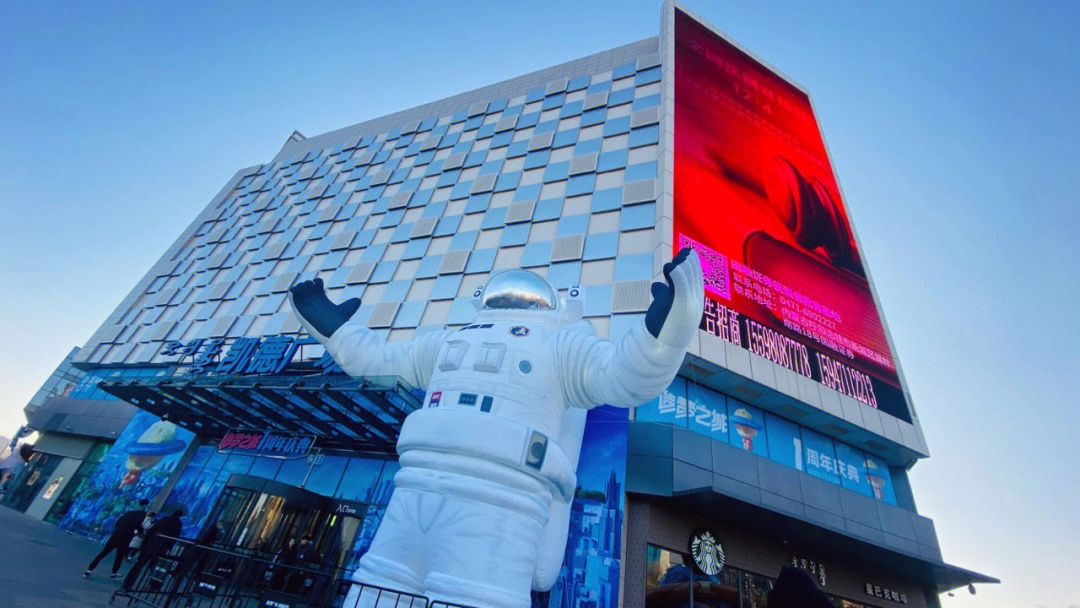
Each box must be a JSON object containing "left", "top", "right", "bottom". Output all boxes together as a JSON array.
[
  {"left": 162, "top": 335, "right": 344, "bottom": 376},
  {"left": 657, "top": 386, "right": 728, "bottom": 436},
  {"left": 217, "top": 429, "right": 315, "bottom": 459},
  {"left": 790, "top": 556, "right": 826, "bottom": 587},
  {"left": 865, "top": 582, "right": 907, "bottom": 604}
]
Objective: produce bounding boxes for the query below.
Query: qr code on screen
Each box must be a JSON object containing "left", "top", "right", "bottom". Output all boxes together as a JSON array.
[{"left": 680, "top": 235, "right": 731, "bottom": 300}]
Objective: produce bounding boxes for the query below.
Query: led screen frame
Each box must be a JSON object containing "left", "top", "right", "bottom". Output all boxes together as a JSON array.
[{"left": 668, "top": 4, "right": 913, "bottom": 423}]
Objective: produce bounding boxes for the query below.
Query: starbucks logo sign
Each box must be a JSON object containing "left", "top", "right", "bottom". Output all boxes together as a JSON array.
[{"left": 689, "top": 529, "right": 725, "bottom": 575}]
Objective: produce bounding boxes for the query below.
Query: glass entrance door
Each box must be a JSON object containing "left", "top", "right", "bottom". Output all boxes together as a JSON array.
[{"left": 202, "top": 474, "right": 344, "bottom": 563}]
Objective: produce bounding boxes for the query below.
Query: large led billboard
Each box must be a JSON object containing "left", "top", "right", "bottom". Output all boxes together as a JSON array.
[{"left": 673, "top": 8, "right": 910, "bottom": 422}]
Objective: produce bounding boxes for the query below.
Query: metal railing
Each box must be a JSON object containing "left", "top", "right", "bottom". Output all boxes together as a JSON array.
[{"left": 109, "top": 536, "right": 429, "bottom": 608}]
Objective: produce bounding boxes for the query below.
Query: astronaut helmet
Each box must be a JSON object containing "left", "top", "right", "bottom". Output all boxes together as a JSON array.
[
  {"left": 479, "top": 270, "right": 557, "bottom": 311},
  {"left": 472, "top": 269, "right": 584, "bottom": 325}
]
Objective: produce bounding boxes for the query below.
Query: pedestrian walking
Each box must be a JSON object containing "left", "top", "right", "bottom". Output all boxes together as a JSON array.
[
  {"left": 83, "top": 499, "right": 149, "bottom": 579},
  {"left": 122, "top": 508, "right": 184, "bottom": 589},
  {"left": 126, "top": 510, "right": 157, "bottom": 561},
  {"left": 83, "top": 498, "right": 147, "bottom": 578}
]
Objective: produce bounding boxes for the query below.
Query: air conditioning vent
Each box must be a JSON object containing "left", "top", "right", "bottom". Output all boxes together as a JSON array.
[
  {"left": 505, "top": 200, "right": 535, "bottom": 224},
  {"left": 623, "top": 179, "right": 657, "bottom": 206},
  {"left": 611, "top": 280, "right": 651, "bottom": 313},
  {"left": 389, "top": 191, "right": 412, "bottom": 209},
  {"left": 347, "top": 263, "right": 375, "bottom": 285},
  {"left": 367, "top": 302, "right": 401, "bottom": 328},
  {"left": 439, "top": 250, "right": 470, "bottom": 275},
  {"left": 411, "top": 217, "right": 437, "bottom": 238},
  {"left": 550, "top": 235, "right": 585, "bottom": 262},
  {"left": 470, "top": 173, "right": 496, "bottom": 194},
  {"left": 569, "top": 152, "right": 599, "bottom": 176}
]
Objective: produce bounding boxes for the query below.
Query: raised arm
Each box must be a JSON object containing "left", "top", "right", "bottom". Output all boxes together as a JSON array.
[
  {"left": 559, "top": 248, "right": 704, "bottom": 409},
  {"left": 289, "top": 278, "right": 448, "bottom": 389}
]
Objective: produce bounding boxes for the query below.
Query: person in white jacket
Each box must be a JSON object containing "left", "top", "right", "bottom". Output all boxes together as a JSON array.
[{"left": 289, "top": 248, "right": 703, "bottom": 608}]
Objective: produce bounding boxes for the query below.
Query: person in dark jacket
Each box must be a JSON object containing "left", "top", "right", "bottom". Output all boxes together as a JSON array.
[
  {"left": 122, "top": 508, "right": 184, "bottom": 589},
  {"left": 767, "top": 565, "right": 834, "bottom": 608},
  {"left": 174, "top": 519, "right": 226, "bottom": 589},
  {"left": 83, "top": 499, "right": 149, "bottom": 579},
  {"left": 285, "top": 534, "right": 319, "bottom": 595}
]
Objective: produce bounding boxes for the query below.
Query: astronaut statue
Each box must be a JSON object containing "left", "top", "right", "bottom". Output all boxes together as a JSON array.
[{"left": 289, "top": 248, "right": 704, "bottom": 608}]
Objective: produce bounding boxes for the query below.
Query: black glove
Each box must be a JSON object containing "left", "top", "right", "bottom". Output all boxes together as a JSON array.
[
  {"left": 288, "top": 278, "right": 360, "bottom": 340},
  {"left": 645, "top": 247, "right": 699, "bottom": 341}
]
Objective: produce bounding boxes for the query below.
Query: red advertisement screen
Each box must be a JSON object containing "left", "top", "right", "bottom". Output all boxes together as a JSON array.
[{"left": 673, "top": 9, "right": 909, "bottom": 422}]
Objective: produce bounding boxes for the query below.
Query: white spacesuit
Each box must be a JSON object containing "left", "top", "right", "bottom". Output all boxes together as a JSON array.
[{"left": 290, "top": 250, "right": 703, "bottom": 608}]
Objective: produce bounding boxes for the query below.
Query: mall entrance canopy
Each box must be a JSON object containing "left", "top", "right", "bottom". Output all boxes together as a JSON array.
[{"left": 99, "top": 373, "right": 423, "bottom": 453}]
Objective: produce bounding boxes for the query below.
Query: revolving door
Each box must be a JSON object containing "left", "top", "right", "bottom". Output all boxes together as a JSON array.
[{"left": 203, "top": 474, "right": 365, "bottom": 572}]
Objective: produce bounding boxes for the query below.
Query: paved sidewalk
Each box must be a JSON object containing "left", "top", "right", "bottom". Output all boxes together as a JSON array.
[{"left": 0, "top": 506, "right": 125, "bottom": 607}]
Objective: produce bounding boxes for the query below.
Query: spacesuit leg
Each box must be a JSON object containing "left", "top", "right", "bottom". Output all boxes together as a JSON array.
[
  {"left": 344, "top": 487, "right": 428, "bottom": 608},
  {"left": 413, "top": 469, "right": 551, "bottom": 608}
]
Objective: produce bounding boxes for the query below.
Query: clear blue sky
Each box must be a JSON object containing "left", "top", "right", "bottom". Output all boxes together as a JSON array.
[{"left": 2, "top": 2, "right": 1078, "bottom": 606}]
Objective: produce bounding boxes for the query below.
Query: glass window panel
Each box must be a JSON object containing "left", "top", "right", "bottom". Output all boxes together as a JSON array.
[
  {"left": 635, "top": 377, "right": 688, "bottom": 428},
  {"left": 304, "top": 455, "right": 349, "bottom": 496},
  {"left": 801, "top": 428, "right": 840, "bottom": 484},
  {"left": 335, "top": 458, "right": 386, "bottom": 503},
  {"left": 764, "top": 413, "right": 802, "bottom": 470},
  {"left": 686, "top": 382, "right": 729, "bottom": 443},
  {"left": 275, "top": 457, "right": 311, "bottom": 487},
  {"left": 742, "top": 572, "right": 773, "bottom": 608},
  {"left": 645, "top": 544, "right": 740, "bottom": 608},
  {"left": 727, "top": 400, "right": 769, "bottom": 458},
  {"left": 373, "top": 461, "right": 399, "bottom": 505},
  {"left": 248, "top": 455, "right": 282, "bottom": 480},
  {"left": 835, "top": 442, "right": 874, "bottom": 497},
  {"left": 863, "top": 454, "right": 897, "bottom": 505}
]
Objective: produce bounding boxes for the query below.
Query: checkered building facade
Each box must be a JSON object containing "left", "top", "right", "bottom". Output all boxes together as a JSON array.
[{"left": 74, "top": 38, "right": 668, "bottom": 367}]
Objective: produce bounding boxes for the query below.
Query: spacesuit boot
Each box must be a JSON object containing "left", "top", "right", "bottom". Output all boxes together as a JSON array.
[{"left": 295, "top": 252, "right": 704, "bottom": 608}]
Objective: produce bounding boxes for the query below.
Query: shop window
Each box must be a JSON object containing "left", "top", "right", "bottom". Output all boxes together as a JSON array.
[
  {"left": 801, "top": 429, "right": 841, "bottom": 485},
  {"left": 645, "top": 544, "right": 739, "bottom": 608},
  {"left": 248, "top": 454, "right": 283, "bottom": 480},
  {"left": 0, "top": 452, "right": 62, "bottom": 512},
  {"left": 741, "top": 572, "right": 772, "bottom": 608},
  {"left": 303, "top": 454, "right": 349, "bottom": 496},
  {"left": 727, "top": 400, "right": 769, "bottom": 458},
  {"left": 44, "top": 442, "right": 111, "bottom": 524},
  {"left": 635, "top": 377, "right": 689, "bottom": 429},
  {"left": 636, "top": 377, "right": 904, "bottom": 507},
  {"left": 763, "top": 413, "right": 801, "bottom": 470},
  {"left": 274, "top": 456, "right": 311, "bottom": 487},
  {"left": 335, "top": 458, "right": 385, "bottom": 503}
]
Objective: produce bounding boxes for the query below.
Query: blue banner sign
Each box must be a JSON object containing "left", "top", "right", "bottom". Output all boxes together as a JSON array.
[{"left": 162, "top": 335, "right": 343, "bottom": 376}]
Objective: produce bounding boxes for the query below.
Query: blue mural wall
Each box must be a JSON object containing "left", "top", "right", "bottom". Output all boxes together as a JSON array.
[
  {"left": 162, "top": 446, "right": 399, "bottom": 540},
  {"left": 537, "top": 405, "right": 628, "bottom": 608},
  {"left": 58, "top": 410, "right": 195, "bottom": 540}
]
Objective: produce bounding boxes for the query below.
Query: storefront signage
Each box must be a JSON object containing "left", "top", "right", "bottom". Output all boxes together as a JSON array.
[
  {"left": 162, "top": 335, "right": 344, "bottom": 376},
  {"left": 865, "top": 582, "right": 907, "bottom": 604},
  {"left": 217, "top": 430, "right": 315, "bottom": 459},
  {"left": 790, "top": 556, "right": 826, "bottom": 586},
  {"left": 689, "top": 529, "right": 726, "bottom": 575},
  {"left": 330, "top": 500, "right": 365, "bottom": 517}
]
